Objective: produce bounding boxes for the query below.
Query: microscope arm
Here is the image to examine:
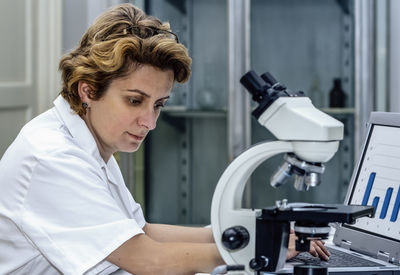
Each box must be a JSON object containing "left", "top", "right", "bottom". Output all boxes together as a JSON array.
[{"left": 211, "top": 141, "right": 294, "bottom": 274}]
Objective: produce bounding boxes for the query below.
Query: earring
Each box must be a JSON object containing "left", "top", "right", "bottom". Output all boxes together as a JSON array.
[{"left": 82, "top": 102, "right": 88, "bottom": 109}]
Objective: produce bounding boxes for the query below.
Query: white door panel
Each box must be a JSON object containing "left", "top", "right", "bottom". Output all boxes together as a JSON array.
[
  {"left": 0, "top": 0, "right": 61, "bottom": 158},
  {"left": 0, "top": 0, "right": 36, "bottom": 157},
  {"left": 0, "top": 0, "right": 30, "bottom": 84}
]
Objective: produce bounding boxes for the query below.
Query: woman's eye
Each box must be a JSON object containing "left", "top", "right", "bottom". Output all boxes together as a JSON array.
[
  {"left": 155, "top": 102, "right": 165, "bottom": 109},
  {"left": 128, "top": 98, "right": 141, "bottom": 105}
]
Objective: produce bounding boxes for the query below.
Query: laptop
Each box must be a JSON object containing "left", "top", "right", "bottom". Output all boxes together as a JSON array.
[{"left": 283, "top": 112, "right": 400, "bottom": 274}]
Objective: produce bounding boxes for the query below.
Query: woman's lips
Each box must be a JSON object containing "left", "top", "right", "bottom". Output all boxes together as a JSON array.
[{"left": 128, "top": 132, "right": 145, "bottom": 141}]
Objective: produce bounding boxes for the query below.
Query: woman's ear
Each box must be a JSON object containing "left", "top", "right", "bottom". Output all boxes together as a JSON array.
[{"left": 77, "top": 81, "right": 94, "bottom": 104}]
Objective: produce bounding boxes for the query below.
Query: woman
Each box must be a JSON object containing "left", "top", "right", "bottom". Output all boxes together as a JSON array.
[{"left": 0, "top": 4, "right": 329, "bottom": 274}]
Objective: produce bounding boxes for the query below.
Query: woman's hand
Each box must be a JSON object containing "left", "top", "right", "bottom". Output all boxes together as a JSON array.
[
  {"left": 308, "top": 239, "right": 330, "bottom": 260},
  {"left": 286, "top": 229, "right": 331, "bottom": 261}
]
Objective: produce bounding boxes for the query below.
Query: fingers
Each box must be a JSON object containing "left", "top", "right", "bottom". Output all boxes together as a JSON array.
[
  {"left": 317, "top": 241, "right": 331, "bottom": 258},
  {"left": 309, "top": 240, "right": 330, "bottom": 261}
]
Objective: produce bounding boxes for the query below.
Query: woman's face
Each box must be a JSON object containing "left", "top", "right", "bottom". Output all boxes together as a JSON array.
[{"left": 81, "top": 65, "right": 174, "bottom": 161}]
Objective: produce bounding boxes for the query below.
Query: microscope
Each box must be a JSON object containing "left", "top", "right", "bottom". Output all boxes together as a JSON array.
[{"left": 210, "top": 71, "right": 374, "bottom": 274}]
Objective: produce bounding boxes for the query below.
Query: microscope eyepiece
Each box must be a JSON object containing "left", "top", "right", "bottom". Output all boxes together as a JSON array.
[
  {"left": 260, "top": 72, "right": 278, "bottom": 86},
  {"left": 240, "top": 71, "right": 270, "bottom": 103},
  {"left": 240, "top": 70, "right": 305, "bottom": 119},
  {"left": 261, "top": 72, "right": 287, "bottom": 91}
]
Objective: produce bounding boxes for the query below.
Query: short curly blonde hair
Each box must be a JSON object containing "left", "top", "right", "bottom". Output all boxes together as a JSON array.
[{"left": 59, "top": 3, "right": 192, "bottom": 116}]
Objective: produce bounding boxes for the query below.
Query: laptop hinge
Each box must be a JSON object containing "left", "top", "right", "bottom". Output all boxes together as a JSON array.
[
  {"left": 340, "top": 240, "right": 352, "bottom": 250},
  {"left": 377, "top": 251, "right": 390, "bottom": 262}
]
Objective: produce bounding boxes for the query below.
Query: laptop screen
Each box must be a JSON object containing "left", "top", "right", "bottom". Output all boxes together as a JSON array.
[{"left": 347, "top": 123, "right": 400, "bottom": 242}]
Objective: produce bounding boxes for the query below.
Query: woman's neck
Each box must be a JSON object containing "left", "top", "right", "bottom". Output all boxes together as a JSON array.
[{"left": 81, "top": 114, "right": 113, "bottom": 163}]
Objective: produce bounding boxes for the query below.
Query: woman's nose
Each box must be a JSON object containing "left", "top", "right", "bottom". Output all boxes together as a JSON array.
[{"left": 138, "top": 109, "right": 157, "bottom": 130}]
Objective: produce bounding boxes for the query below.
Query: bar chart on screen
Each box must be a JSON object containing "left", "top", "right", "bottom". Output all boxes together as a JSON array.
[
  {"left": 349, "top": 125, "right": 400, "bottom": 241},
  {"left": 361, "top": 172, "right": 400, "bottom": 222}
]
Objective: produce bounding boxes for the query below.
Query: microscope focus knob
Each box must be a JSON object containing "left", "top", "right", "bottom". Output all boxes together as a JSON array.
[
  {"left": 249, "top": 256, "right": 269, "bottom": 271},
  {"left": 221, "top": 226, "right": 250, "bottom": 250}
]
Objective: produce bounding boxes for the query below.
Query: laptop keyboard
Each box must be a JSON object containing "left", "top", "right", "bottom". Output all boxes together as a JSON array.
[{"left": 289, "top": 247, "right": 385, "bottom": 267}]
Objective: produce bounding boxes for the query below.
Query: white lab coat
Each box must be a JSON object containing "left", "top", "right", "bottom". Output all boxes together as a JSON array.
[{"left": 0, "top": 96, "right": 145, "bottom": 274}]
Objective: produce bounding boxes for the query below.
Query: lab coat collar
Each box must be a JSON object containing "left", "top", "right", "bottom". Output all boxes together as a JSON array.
[{"left": 53, "top": 95, "right": 105, "bottom": 166}]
